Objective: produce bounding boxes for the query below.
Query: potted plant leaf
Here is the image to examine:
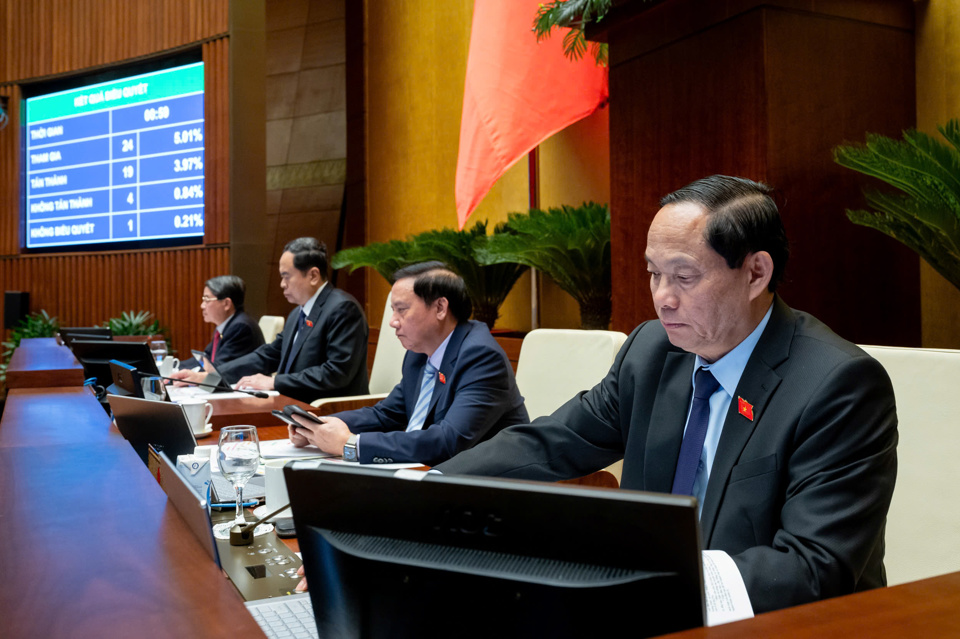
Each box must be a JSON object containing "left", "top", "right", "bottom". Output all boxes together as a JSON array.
[
  {"left": 476, "top": 202, "right": 612, "bottom": 330},
  {"left": 331, "top": 223, "right": 528, "bottom": 330},
  {"left": 407, "top": 221, "right": 528, "bottom": 329},
  {"left": 833, "top": 120, "right": 960, "bottom": 293},
  {"left": 331, "top": 239, "right": 415, "bottom": 283}
]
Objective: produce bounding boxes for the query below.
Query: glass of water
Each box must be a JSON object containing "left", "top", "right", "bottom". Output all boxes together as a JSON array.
[
  {"left": 217, "top": 425, "right": 260, "bottom": 526},
  {"left": 149, "top": 339, "right": 168, "bottom": 365}
]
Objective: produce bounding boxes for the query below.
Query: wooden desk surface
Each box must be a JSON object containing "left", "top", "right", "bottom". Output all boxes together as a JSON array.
[
  {"left": 208, "top": 393, "right": 313, "bottom": 430},
  {"left": 0, "top": 386, "right": 264, "bottom": 637},
  {"left": 662, "top": 572, "right": 960, "bottom": 638},
  {"left": 5, "top": 337, "right": 85, "bottom": 389}
]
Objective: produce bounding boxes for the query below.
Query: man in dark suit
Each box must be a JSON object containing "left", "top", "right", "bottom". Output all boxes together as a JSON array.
[
  {"left": 198, "top": 275, "right": 264, "bottom": 365},
  {"left": 288, "top": 262, "right": 528, "bottom": 466},
  {"left": 173, "top": 238, "right": 369, "bottom": 403},
  {"left": 437, "top": 176, "right": 898, "bottom": 615}
]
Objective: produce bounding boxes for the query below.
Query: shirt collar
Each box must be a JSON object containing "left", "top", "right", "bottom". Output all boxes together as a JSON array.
[
  {"left": 427, "top": 328, "right": 455, "bottom": 370},
  {"left": 214, "top": 311, "right": 236, "bottom": 336},
  {"left": 694, "top": 302, "right": 774, "bottom": 397},
  {"left": 301, "top": 281, "right": 327, "bottom": 318}
]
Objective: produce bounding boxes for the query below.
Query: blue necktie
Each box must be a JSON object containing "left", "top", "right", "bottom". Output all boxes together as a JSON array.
[
  {"left": 282, "top": 310, "right": 307, "bottom": 374},
  {"left": 406, "top": 361, "right": 437, "bottom": 432},
  {"left": 671, "top": 368, "right": 721, "bottom": 496}
]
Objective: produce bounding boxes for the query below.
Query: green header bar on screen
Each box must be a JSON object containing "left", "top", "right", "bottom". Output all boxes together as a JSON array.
[{"left": 26, "top": 62, "right": 204, "bottom": 124}]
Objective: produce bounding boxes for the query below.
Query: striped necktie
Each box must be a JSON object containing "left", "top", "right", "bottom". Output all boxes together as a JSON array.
[{"left": 406, "top": 361, "right": 437, "bottom": 432}]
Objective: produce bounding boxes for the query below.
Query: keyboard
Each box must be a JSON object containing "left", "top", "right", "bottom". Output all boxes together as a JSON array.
[{"left": 245, "top": 593, "right": 318, "bottom": 639}]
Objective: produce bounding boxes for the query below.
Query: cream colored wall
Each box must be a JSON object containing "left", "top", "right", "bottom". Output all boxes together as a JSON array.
[
  {"left": 915, "top": 0, "right": 960, "bottom": 348},
  {"left": 363, "top": 0, "right": 610, "bottom": 330}
]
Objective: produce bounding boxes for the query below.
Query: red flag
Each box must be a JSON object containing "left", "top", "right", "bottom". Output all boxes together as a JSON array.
[
  {"left": 455, "top": 0, "right": 608, "bottom": 228},
  {"left": 738, "top": 396, "right": 754, "bottom": 421}
]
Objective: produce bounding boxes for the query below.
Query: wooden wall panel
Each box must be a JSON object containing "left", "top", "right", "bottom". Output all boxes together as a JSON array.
[
  {"left": 608, "top": 10, "right": 768, "bottom": 329},
  {"left": 0, "top": 84, "right": 20, "bottom": 255},
  {"left": 604, "top": 0, "right": 918, "bottom": 346},
  {"left": 0, "top": 2, "right": 238, "bottom": 359},
  {"left": 0, "top": 247, "right": 228, "bottom": 356},
  {"left": 0, "top": 0, "right": 227, "bottom": 81},
  {"left": 204, "top": 37, "right": 229, "bottom": 245}
]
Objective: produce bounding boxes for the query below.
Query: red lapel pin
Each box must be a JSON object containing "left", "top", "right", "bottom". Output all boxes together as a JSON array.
[
  {"left": 438, "top": 372, "right": 446, "bottom": 385},
  {"left": 738, "top": 396, "right": 754, "bottom": 421},
  {"left": 305, "top": 319, "right": 313, "bottom": 328}
]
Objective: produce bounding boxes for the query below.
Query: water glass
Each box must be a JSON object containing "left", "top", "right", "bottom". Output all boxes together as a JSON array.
[
  {"left": 149, "top": 339, "right": 168, "bottom": 365},
  {"left": 217, "top": 425, "right": 260, "bottom": 525}
]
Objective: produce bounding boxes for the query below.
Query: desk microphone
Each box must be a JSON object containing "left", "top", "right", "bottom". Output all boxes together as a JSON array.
[
  {"left": 230, "top": 502, "right": 292, "bottom": 545},
  {"left": 148, "top": 373, "right": 271, "bottom": 399}
]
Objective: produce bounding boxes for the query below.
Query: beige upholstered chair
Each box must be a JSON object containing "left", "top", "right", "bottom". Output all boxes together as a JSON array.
[
  {"left": 515, "top": 329, "right": 629, "bottom": 485},
  {"left": 310, "top": 294, "right": 405, "bottom": 413},
  {"left": 258, "top": 315, "right": 285, "bottom": 344},
  {"left": 859, "top": 344, "right": 960, "bottom": 585}
]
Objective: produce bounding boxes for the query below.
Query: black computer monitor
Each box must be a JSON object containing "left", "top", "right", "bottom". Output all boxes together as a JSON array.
[
  {"left": 71, "top": 339, "right": 158, "bottom": 387},
  {"left": 60, "top": 327, "right": 112, "bottom": 348},
  {"left": 284, "top": 464, "right": 705, "bottom": 639}
]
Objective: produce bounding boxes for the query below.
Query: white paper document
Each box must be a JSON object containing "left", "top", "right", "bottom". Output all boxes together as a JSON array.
[
  {"left": 702, "top": 550, "right": 754, "bottom": 626},
  {"left": 259, "top": 439, "right": 335, "bottom": 459},
  {"left": 320, "top": 457, "right": 425, "bottom": 470}
]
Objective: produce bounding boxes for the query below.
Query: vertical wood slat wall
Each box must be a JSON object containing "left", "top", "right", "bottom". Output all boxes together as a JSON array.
[
  {"left": 0, "top": 0, "right": 231, "bottom": 356},
  {"left": 204, "top": 37, "right": 229, "bottom": 245},
  {"left": 0, "top": 248, "right": 229, "bottom": 353}
]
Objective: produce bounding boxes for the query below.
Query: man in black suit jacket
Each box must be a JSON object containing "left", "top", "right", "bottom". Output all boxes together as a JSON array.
[
  {"left": 174, "top": 238, "right": 369, "bottom": 403},
  {"left": 438, "top": 176, "right": 898, "bottom": 615},
  {"left": 198, "top": 275, "right": 264, "bottom": 365},
  {"left": 288, "top": 262, "right": 528, "bottom": 466}
]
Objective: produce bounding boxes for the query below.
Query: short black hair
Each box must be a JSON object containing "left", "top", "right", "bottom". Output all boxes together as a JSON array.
[
  {"left": 660, "top": 175, "right": 789, "bottom": 292},
  {"left": 205, "top": 275, "right": 246, "bottom": 311},
  {"left": 282, "top": 237, "right": 328, "bottom": 279},
  {"left": 392, "top": 261, "right": 473, "bottom": 323}
]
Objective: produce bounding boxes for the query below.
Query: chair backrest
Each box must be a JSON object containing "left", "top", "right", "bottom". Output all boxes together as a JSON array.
[
  {"left": 258, "top": 315, "right": 285, "bottom": 344},
  {"left": 515, "top": 329, "right": 628, "bottom": 420},
  {"left": 369, "top": 293, "right": 406, "bottom": 394},
  {"left": 859, "top": 344, "right": 960, "bottom": 586}
]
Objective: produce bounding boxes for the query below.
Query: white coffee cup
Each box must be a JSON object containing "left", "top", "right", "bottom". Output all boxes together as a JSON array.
[
  {"left": 264, "top": 459, "right": 292, "bottom": 519},
  {"left": 158, "top": 355, "right": 180, "bottom": 377},
  {"left": 180, "top": 399, "right": 214, "bottom": 435}
]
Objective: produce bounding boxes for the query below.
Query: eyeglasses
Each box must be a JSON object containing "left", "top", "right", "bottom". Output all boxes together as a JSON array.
[{"left": 201, "top": 295, "right": 222, "bottom": 303}]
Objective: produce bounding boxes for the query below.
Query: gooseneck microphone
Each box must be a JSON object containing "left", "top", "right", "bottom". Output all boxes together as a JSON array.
[{"left": 149, "top": 372, "right": 271, "bottom": 399}]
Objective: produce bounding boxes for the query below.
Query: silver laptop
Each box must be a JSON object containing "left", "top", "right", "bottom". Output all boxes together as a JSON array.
[
  {"left": 109, "top": 394, "right": 198, "bottom": 464},
  {"left": 108, "top": 394, "right": 264, "bottom": 501}
]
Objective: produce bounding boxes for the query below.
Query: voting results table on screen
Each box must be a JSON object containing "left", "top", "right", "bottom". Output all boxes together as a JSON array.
[{"left": 24, "top": 62, "right": 205, "bottom": 248}]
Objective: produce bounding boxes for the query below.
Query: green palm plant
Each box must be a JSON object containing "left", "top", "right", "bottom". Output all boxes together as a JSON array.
[
  {"left": 331, "top": 239, "right": 415, "bottom": 282},
  {"left": 104, "top": 310, "right": 165, "bottom": 337},
  {"left": 833, "top": 120, "right": 960, "bottom": 292},
  {"left": 533, "top": 0, "right": 613, "bottom": 66},
  {"left": 476, "top": 202, "right": 611, "bottom": 330},
  {"left": 408, "top": 221, "right": 528, "bottom": 329}
]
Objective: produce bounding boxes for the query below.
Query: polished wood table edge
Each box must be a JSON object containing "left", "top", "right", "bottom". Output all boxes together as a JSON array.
[
  {"left": 5, "top": 339, "right": 85, "bottom": 389},
  {"left": 0, "top": 385, "right": 263, "bottom": 637},
  {"left": 206, "top": 393, "right": 313, "bottom": 430},
  {"left": 660, "top": 572, "right": 960, "bottom": 638}
]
